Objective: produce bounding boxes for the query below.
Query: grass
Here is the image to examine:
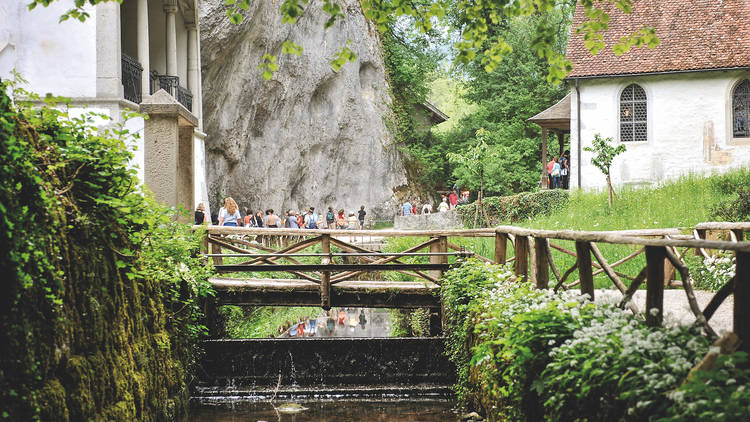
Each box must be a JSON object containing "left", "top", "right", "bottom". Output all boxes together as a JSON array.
[
  {"left": 222, "top": 306, "right": 320, "bottom": 338},
  {"left": 384, "top": 172, "right": 742, "bottom": 289}
]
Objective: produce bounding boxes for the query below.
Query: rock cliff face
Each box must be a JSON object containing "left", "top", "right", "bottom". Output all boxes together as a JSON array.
[{"left": 199, "top": 0, "right": 406, "bottom": 219}]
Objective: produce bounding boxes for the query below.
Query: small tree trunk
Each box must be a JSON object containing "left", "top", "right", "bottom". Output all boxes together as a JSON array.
[
  {"left": 473, "top": 201, "right": 479, "bottom": 229},
  {"left": 606, "top": 174, "right": 613, "bottom": 207}
]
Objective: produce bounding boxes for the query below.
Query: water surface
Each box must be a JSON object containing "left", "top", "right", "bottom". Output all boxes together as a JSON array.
[{"left": 187, "top": 400, "right": 457, "bottom": 421}]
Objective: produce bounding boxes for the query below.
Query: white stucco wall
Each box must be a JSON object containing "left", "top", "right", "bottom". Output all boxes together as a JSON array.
[
  {"left": 0, "top": 2, "right": 96, "bottom": 97},
  {"left": 571, "top": 70, "right": 750, "bottom": 190}
]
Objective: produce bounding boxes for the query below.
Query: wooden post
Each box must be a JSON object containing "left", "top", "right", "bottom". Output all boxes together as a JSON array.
[
  {"left": 735, "top": 251, "right": 750, "bottom": 354},
  {"left": 429, "top": 236, "right": 448, "bottom": 281},
  {"left": 200, "top": 232, "right": 209, "bottom": 265},
  {"left": 695, "top": 229, "right": 706, "bottom": 256},
  {"left": 732, "top": 229, "right": 744, "bottom": 242},
  {"left": 210, "top": 238, "right": 223, "bottom": 266},
  {"left": 664, "top": 256, "right": 675, "bottom": 286},
  {"left": 321, "top": 234, "right": 331, "bottom": 310},
  {"left": 575, "top": 241, "right": 595, "bottom": 300},
  {"left": 494, "top": 232, "right": 508, "bottom": 265},
  {"left": 514, "top": 236, "right": 529, "bottom": 281},
  {"left": 645, "top": 246, "right": 666, "bottom": 327},
  {"left": 534, "top": 237, "right": 549, "bottom": 289},
  {"left": 541, "top": 127, "right": 548, "bottom": 189}
]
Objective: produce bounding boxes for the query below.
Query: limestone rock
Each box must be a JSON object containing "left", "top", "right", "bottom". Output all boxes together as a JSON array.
[{"left": 200, "top": 0, "right": 406, "bottom": 219}]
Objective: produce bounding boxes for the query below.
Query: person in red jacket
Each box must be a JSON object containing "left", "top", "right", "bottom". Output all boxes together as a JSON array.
[{"left": 448, "top": 191, "right": 458, "bottom": 209}]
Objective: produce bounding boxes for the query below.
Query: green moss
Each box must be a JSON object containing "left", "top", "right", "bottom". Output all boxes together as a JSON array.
[{"left": 37, "top": 379, "right": 69, "bottom": 422}]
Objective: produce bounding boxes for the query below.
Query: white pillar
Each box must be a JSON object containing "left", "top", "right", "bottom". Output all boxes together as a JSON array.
[
  {"left": 137, "top": 0, "right": 150, "bottom": 96},
  {"left": 95, "top": 1, "right": 122, "bottom": 98},
  {"left": 186, "top": 22, "right": 199, "bottom": 112},
  {"left": 164, "top": 3, "right": 178, "bottom": 76}
]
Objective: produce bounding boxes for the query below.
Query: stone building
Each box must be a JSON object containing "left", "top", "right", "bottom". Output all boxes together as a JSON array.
[
  {"left": 0, "top": 0, "right": 209, "bottom": 215},
  {"left": 564, "top": 0, "right": 750, "bottom": 190}
]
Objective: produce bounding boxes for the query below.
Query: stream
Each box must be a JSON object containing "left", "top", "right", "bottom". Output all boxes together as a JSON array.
[
  {"left": 190, "top": 308, "right": 458, "bottom": 420},
  {"left": 186, "top": 400, "right": 458, "bottom": 421}
]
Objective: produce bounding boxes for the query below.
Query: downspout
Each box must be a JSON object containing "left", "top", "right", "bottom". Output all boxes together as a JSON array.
[{"left": 574, "top": 79, "right": 582, "bottom": 188}]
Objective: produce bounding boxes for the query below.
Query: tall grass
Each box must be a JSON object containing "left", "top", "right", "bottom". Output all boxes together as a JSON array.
[{"left": 521, "top": 174, "right": 719, "bottom": 231}]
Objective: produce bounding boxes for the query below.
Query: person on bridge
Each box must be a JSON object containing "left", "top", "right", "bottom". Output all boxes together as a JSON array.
[
  {"left": 357, "top": 205, "right": 366, "bottom": 230},
  {"left": 194, "top": 202, "right": 207, "bottom": 225},
  {"left": 285, "top": 210, "right": 299, "bottom": 228},
  {"left": 448, "top": 191, "right": 458, "bottom": 209},
  {"left": 218, "top": 197, "right": 241, "bottom": 226},
  {"left": 336, "top": 209, "right": 348, "bottom": 229},
  {"left": 264, "top": 209, "right": 281, "bottom": 228},
  {"left": 254, "top": 210, "right": 265, "bottom": 227},
  {"left": 326, "top": 206, "right": 336, "bottom": 229},
  {"left": 244, "top": 208, "right": 256, "bottom": 227},
  {"left": 402, "top": 200, "right": 412, "bottom": 216},
  {"left": 359, "top": 310, "right": 367, "bottom": 329},
  {"left": 304, "top": 207, "right": 318, "bottom": 229},
  {"left": 438, "top": 198, "right": 449, "bottom": 213}
]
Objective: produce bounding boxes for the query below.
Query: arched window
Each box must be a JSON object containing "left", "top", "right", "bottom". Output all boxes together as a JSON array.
[
  {"left": 734, "top": 79, "right": 750, "bottom": 138},
  {"left": 619, "top": 84, "right": 647, "bottom": 142}
]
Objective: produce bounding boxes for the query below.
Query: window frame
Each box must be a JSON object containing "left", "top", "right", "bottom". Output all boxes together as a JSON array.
[
  {"left": 731, "top": 78, "right": 750, "bottom": 141},
  {"left": 618, "top": 83, "right": 649, "bottom": 144}
]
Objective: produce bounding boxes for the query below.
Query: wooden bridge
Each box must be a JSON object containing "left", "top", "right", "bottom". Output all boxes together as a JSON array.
[
  {"left": 196, "top": 222, "right": 750, "bottom": 352},
  {"left": 198, "top": 226, "right": 496, "bottom": 310}
]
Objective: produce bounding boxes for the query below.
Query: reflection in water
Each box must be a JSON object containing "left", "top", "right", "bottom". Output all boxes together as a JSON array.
[
  {"left": 187, "top": 400, "right": 457, "bottom": 422},
  {"left": 280, "top": 308, "right": 391, "bottom": 338}
]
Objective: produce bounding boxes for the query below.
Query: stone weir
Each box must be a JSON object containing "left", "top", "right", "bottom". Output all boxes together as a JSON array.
[{"left": 193, "top": 337, "right": 455, "bottom": 402}]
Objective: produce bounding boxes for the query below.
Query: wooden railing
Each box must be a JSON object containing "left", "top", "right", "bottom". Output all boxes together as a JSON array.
[
  {"left": 197, "top": 226, "right": 495, "bottom": 310},
  {"left": 197, "top": 223, "right": 750, "bottom": 350},
  {"left": 494, "top": 222, "right": 750, "bottom": 352}
]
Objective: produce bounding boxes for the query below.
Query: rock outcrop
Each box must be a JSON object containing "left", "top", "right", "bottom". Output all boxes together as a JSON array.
[{"left": 199, "top": 0, "right": 405, "bottom": 219}]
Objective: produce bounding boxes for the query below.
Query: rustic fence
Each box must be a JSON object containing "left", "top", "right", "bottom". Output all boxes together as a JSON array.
[
  {"left": 196, "top": 223, "right": 750, "bottom": 351},
  {"left": 494, "top": 222, "right": 750, "bottom": 352}
]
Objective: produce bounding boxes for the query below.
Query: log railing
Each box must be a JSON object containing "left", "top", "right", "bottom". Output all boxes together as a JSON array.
[
  {"left": 196, "top": 226, "right": 491, "bottom": 310},
  {"left": 494, "top": 223, "right": 750, "bottom": 352},
  {"left": 197, "top": 223, "right": 749, "bottom": 349}
]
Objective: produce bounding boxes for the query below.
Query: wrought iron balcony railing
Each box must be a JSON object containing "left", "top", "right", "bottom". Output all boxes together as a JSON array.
[
  {"left": 176, "top": 85, "right": 193, "bottom": 112},
  {"left": 150, "top": 72, "right": 192, "bottom": 112},
  {"left": 121, "top": 53, "right": 143, "bottom": 104}
]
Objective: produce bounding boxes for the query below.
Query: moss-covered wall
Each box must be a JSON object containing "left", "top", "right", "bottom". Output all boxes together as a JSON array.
[{"left": 0, "top": 84, "right": 206, "bottom": 421}]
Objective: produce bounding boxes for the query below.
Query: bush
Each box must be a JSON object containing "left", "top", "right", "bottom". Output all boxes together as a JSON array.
[
  {"left": 456, "top": 189, "right": 569, "bottom": 227},
  {"left": 658, "top": 352, "right": 750, "bottom": 421},
  {"left": 441, "top": 260, "right": 741, "bottom": 422},
  {"left": 685, "top": 252, "right": 736, "bottom": 292},
  {"left": 542, "top": 309, "right": 708, "bottom": 421},
  {"left": 710, "top": 168, "right": 750, "bottom": 222}
]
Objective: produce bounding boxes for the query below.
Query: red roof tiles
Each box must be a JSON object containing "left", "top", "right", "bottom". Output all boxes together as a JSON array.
[{"left": 566, "top": 0, "right": 750, "bottom": 78}]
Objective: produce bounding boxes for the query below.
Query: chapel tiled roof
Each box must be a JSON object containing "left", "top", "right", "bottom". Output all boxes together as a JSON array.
[{"left": 566, "top": 0, "right": 750, "bottom": 78}]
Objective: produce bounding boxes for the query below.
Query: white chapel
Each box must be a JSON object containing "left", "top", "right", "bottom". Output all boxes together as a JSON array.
[{"left": 565, "top": 0, "right": 750, "bottom": 190}]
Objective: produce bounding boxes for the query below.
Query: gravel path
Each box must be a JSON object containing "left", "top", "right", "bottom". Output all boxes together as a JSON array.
[{"left": 595, "top": 289, "right": 733, "bottom": 334}]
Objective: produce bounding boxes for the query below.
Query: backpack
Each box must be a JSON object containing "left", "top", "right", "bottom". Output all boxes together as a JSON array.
[
  {"left": 306, "top": 214, "right": 317, "bottom": 229},
  {"left": 326, "top": 211, "right": 335, "bottom": 222}
]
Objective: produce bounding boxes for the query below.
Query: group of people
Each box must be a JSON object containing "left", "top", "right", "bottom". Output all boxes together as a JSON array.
[
  {"left": 401, "top": 187, "right": 470, "bottom": 216},
  {"left": 281, "top": 308, "right": 369, "bottom": 338},
  {"left": 546, "top": 150, "right": 571, "bottom": 190},
  {"left": 196, "top": 197, "right": 368, "bottom": 230}
]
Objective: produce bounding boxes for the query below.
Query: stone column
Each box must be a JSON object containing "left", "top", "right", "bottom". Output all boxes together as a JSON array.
[
  {"left": 137, "top": 0, "right": 150, "bottom": 96},
  {"left": 95, "top": 1, "right": 122, "bottom": 98},
  {"left": 186, "top": 22, "right": 199, "bottom": 113},
  {"left": 164, "top": 2, "right": 178, "bottom": 76},
  {"left": 140, "top": 90, "right": 199, "bottom": 215}
]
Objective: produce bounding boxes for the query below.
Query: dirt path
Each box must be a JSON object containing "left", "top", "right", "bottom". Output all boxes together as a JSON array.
[{"left": 596, "top": 289, "right": 732, "bottom": 333}]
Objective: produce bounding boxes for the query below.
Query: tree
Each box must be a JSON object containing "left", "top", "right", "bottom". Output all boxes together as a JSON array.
[
  {"left": 447, "top": 128, "right": 498, "bottom": 228},
  {"left": 583, "top": 134, "right": 626, "bottom": 207},
  {"left": 33, "top": 0, "right": 659, "bottom": 82}
]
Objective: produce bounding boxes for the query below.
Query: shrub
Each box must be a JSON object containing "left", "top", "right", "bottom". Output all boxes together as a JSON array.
[
  {"left": 658, "top": 352, "right": 750, "bottom": 421},
  {"left": 541, "top": 308, "right": 709, "bottom": 421},
  {"left": 456, "top": 189, "right": 569, "bottom": 227},
  {"left": 710, "top": 168, "right": 750, "bottom": 222},
  {"left": 685, "top": 252, "right": 735, "bottom": 292}
]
